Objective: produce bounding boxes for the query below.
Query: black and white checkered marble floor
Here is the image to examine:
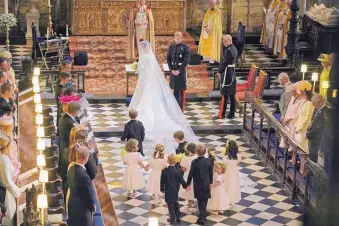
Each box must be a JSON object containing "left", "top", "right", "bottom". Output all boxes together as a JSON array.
[
  {"left": 84, "top": 101, "right": 276, "bottom": 132},
  {"left": 97, "top": 134, "right": 304, "bottom": 226}
]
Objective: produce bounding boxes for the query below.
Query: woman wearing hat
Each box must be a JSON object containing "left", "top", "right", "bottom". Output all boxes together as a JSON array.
[
  {"left": 0, "top": 115, "right": 20, "bottom": 181},
  {"left": 294, "top": 81, "right": 314, "bottom": 151},
  {"left": 0, "top": 132, "right": 21, "bottom": 226},
  {"left": 318, "top": 53, "right": 332, "bottom": 97}
]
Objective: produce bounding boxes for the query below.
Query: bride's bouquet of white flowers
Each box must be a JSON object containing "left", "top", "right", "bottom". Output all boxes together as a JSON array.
[{"left": 0, "top": 13, "right": 17, "bottom": 29}]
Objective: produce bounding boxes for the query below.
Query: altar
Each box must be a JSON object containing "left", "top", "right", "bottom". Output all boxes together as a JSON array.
[{"left": 71, "top": 0, "right": 186, "bottom": 35}]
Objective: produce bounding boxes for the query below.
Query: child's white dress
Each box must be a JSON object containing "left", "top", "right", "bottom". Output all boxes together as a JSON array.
[
  {"left": 179, "top": 155, "right": 196, "bottom": 201},
  {"left": 146, "top": 158, "right": 167, "bottom": 195},
  {"left": 223, "top": 154, "right": 242, "bottom": 204},
  {"left": 121, "top": 152, "right": 145, "bottom": 190},
  {"left": 207, "top": 173, "right": 230, "bottom": 211}
]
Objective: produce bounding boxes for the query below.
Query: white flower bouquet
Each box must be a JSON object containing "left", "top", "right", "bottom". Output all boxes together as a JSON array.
[{"left": 0, "top": 13, "right": 17, "bottom": 29}]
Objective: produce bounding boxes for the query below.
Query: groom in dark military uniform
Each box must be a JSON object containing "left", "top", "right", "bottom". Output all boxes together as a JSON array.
[
  {"left": 167, "top": 31, "right": 190, "bottom": 111},
  {"left": 218, "top": 34, "right": 238, "bottom": 119}
]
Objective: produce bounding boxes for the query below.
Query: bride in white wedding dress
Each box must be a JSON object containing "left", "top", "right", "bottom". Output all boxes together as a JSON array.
[{"left": 129, "top": 41, "right": 197, "bottom": 153}]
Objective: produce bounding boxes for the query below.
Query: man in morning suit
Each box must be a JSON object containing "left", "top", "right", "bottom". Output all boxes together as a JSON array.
[
  {"left": 58, "top": 101, "right": 80, "bottom": 165},
  {"left": 167, "top": 31, "right": 190, "bottom": 111},
  {"left": 121, "top": 109, "right": 145, "bottom": 156},
  {"left": 67, "top": 145, "right": 95, "bottom": 226},
  {"left": 0, "top": 83, "right": 15, "bottom": 117},
  {"left": 187, "top": 144, "right": 213, "bottom": 225},
  {"left": 306, "top": 94, "right": 328, "bottom": 162},
  {"left": 218, "top": 34, "right": 238, "bottom": 119},
  {"left": 160, "top": 154, "right": 188, "bottom": 224},
  {"left": 277, "top": 72, "right": 293, "bottom": 121}
]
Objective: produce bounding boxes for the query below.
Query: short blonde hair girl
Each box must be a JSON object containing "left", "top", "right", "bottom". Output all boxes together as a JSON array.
[
  {"left": 126, "top": 139, "right": 139, "bottom": 152},
  {"left": 153, "top": 144, "right": 165, "bottom": 159}
]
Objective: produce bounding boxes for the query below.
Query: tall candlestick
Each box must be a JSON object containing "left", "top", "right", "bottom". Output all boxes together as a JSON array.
[{"left": 4, "top": 0, "right": 8, "bottom": 14}]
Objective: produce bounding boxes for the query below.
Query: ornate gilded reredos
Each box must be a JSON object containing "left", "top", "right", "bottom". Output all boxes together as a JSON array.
[{"left": 72, "top": 0, "right": 186, "bottom": 35}]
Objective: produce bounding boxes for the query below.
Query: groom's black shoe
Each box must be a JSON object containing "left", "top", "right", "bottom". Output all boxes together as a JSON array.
[
  {"left": 139, "top": 150, "right": 145, "bottom": 156},
  {"left": 227, "top": 114, "right": 235, "bottom": 119}
]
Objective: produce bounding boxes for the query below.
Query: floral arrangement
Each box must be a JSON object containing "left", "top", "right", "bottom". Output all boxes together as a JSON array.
[
  {"left": 120, "top": 149, "right": 127, "bottom": 156},
  {"left": 0, "top": 13, "right": 17, "bottom": 28},
  {"left": 176, "top": 153, "right": 185, "bottom": 163},
  {"left": 208, "top": 148, "right": 217, "bottom": 158}
]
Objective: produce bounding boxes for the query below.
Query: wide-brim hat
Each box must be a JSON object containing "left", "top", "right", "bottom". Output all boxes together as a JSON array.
[
  {"left": 0, "top": 51, "right": 12, "bottom": 59},
  {"left": 317, "top": 54, "right": 330, "bottom": 63}
]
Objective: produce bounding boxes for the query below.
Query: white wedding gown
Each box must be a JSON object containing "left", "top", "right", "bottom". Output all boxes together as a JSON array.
[{"left": 129, "top": 41, "right": 197, "bottom": 153}]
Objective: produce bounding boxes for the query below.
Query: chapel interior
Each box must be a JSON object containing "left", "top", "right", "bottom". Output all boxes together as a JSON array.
[{"left": 0, "top": 0, "right": 338, "bottom": 225}]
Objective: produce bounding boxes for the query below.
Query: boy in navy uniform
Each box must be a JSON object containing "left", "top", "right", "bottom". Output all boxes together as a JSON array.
[
  {"left": 161, "top": 154, "right": 189, "bottom": 224},
  {"left": 121, "top": 109, "right": 145, "bottom": 156},
  {"left": 187, "top": 144, "right": 213, "bottom": 225}
]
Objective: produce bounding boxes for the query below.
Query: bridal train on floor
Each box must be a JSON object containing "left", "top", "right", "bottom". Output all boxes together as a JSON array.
[{"left": 128, "top": 41, "right": 197, "bottom": 153}]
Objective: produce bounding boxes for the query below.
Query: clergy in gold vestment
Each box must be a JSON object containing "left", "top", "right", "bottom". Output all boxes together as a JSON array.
[
  {"left": 260, "top": 0, "right": 281, "bottom": 49},
  {"left": 126, "top": 0, "right": 155, "bottom": 61},
  {"left": 198, "top": 0, "right": 222, "bottom": 63},
  {"left": 273, "top": 0, "right": 289, "bottom": 56},
  {"left": 276, "top": 6, "right": 291, "bottom": 59}
]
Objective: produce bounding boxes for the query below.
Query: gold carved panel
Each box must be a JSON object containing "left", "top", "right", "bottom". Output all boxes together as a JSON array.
[{"left": 72, "top": 0, "right": 186, "bottom": 35}]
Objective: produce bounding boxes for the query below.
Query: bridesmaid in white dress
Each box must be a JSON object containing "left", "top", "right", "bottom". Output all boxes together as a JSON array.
[
  {"left": 222, "top": 140, "right": 242, "bottom": 205},
  {"left": 121, "top": 139, "right": 148, "bottom": 198},
  {"left": 207, "top": 162, "right": 230, "bottom": 214},
  {"left": 178, "top": 142, "right": 196, "bottom": 212},
  {"left": 0, "top": 135, "right": 21, "bottom": 226},
  {"left": 145, "top": 144, "right": 167, "bottom": 203}
]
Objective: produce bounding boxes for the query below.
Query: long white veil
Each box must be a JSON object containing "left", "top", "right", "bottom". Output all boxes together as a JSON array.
[{"left": 129, "top": 41, "right": 197, "bottom": 153}]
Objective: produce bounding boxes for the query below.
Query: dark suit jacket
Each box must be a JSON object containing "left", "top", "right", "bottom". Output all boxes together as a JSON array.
[
  {"left": 306, "top": 106, "right": 328, "bottom": 160},
  {"left": 67, "top": 164, "right": 95, "bottom": 226},
  {"left": 60, "top": 148, "right": 97, "bottom": 196},
  {"left": 58, "top": 114, "right": 77, "bottom": 158},
  {"left": 160, "top": 165, "right": 187, "bottom": 203},
  {"left": 121, "top": 120, "right": 145, "bottom": 152},
  {"left": 187, "top": 157, "right": 213, "bottom": 200},
  {"left": 175, "top": 141, "right": 187, "bottom": 155},
  {"left": 0, "top": 97, "right": 14, "bottom": 116},
  {"left": 218, "top": 44, "right": 238, "bottom": 95}
]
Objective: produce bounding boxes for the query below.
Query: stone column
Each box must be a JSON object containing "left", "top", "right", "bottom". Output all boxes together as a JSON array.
[
  {"left": 4, "top": 0, "right": 8, "bottom": 14},
  {"left": 285, "top": 0, "right": 300, "bottom": 67},
  {"left": 26, "top": 2, "right": 41, "bottom": 40}
]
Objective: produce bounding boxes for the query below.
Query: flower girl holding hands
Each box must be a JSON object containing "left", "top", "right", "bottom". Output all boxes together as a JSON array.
[
  {"left": 179, "top": 142, "right": 197, "bottom": 212},
  {"left": 207, "top": 162, "right": 230, "bottom": 214},
  {"left": 121, "top": 139, "right": 148, "bottom": 198},
  {"left": 146, "top": 144, "right": 167, "bottom": 203},
  {"left": 222, "top": 140, "right": 242, "bottom": 205}
]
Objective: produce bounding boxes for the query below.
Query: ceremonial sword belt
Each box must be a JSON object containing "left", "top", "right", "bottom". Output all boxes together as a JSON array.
[{"left": 221, "top": 64, "right": 236, "bottom": 88}]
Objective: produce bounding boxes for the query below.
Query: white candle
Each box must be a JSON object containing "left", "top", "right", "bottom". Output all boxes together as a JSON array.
[
  {"left": 4, "top": 0, "right": 8, "bottom": 14},
  {"left": 66, "top": 24, "right": 69, "bottom": 36},
  {"left": 48, "top": 0, "right": 51, "bottom": 6}
]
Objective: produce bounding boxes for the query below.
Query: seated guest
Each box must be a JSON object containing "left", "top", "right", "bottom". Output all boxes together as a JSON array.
[
  {"left": 57, "top": 87, "right": 79, "bottom": 132},
  {"left": 0, "top": 53, "right": 17, "bottom": 93},
  {"left": 0, "top": 83, "right": 15, "bottom": 117},
  {"left": 61, "top": 127, "right": 97, "bottom": 196},
  {"left": 58, "top": 101, "right": 80, "bottom": 166},
  {"left": 0, "top": 134, "right": 21, "bottom": 226},
  {"left": 0, "top": 115, "right": 20, "bottom": 181},
  {"left": 0, "top": 71, "right": 8, "bottom": 86},
  {"left": 67, "top": 145, "right": 95, "bottom": 226},
  {"left": 59, "top": 60, "right": 72, "bottom": 73},
  {"left": 276, "top": 72, "right": 293, "bottom": 121},
  {"left": 55, "top": 72, "right": 73, "bottom": 125},
  {"left": 306, "top": 94, "right": 327, "bottom": 163},
  {"left": 280, "top": 81, "right": 305, "bottom": 148}
]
